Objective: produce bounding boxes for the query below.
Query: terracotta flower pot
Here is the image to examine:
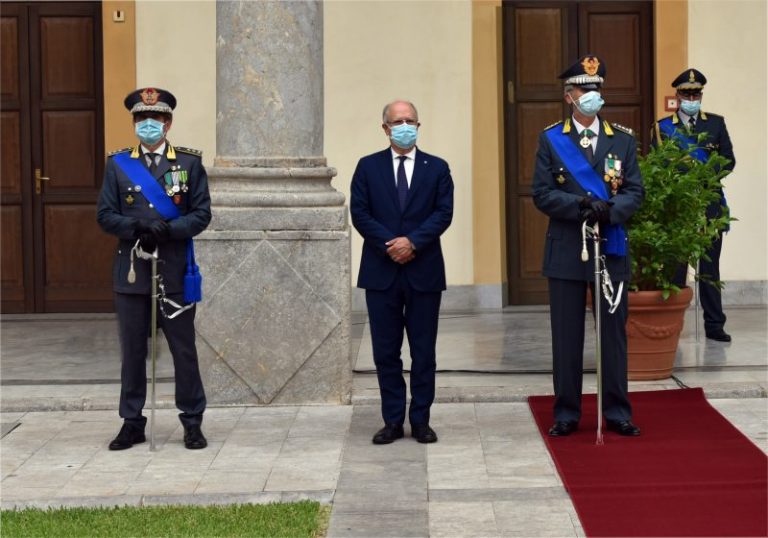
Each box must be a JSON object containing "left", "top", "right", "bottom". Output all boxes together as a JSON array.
[{"left": 626, "top": 287, "right": 693, "bottom": 380}]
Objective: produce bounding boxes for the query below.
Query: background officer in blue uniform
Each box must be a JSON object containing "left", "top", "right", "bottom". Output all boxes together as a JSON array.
[
  {"left": 350, "top": 100, "right": 454, "bottom": 445},
  {"left": 97, "top": 87, "right": 211, "bottom": 450},
  {"left": 532, "top": 56, "right": 644, "bottom": 437},
  {"left": 652, "top": 69, "right": 736, "bottom": 342}
]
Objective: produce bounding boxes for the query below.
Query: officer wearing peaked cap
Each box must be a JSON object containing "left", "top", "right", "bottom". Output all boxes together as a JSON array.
[
  {"left": 97, "top": 87, "right": 211, "bottom": 450},
  {"left": 532, "top": 55, "right": 644, "bottom": 437},
  {"left": 651, "top": 69, "right": 736, "bottom": 343}
]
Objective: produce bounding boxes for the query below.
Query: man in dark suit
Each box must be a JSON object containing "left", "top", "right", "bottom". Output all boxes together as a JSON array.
[
  {"left": 350, "top": 100, "right": 454, "bottom": 444},
  {"left": 532, "top": 56, "right": 644, "bottom": 437},
  {"left": 97, "top": 87, "right": 211, "bottom": 450},
  {"left": 652, "top": 69, "right": 736, "bottom": 342}
]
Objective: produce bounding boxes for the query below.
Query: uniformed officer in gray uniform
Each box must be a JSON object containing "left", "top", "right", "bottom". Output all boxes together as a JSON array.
[
  {"left": 652, "top": 69, "right": 736, "bottom": 342},
  {"left": 532, "top": 56, "right": 644, "bottom": 437},
  {"left": 97, "top": 87, "right": 211, "bottom": 450}
]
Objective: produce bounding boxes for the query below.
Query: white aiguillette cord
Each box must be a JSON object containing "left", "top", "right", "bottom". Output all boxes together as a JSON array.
[
  {"left": 127, "top": 240, "right": 194, "bottom": 319},
  {"left": 581, "top": 221, "right": 623, "bottom": 314}
]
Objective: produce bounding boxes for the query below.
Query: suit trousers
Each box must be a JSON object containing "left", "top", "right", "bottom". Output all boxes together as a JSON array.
[
  {"left": 365, "top": 270, "right": 442, "bottom": 426},
  {"left": 115, "top": 292, "right": 206, "bottom": 428},
  {"left": 672, "top": 232, "right": 726, "bottom": 332},
  {"left": 548, "top": 278, "right": 632, "bottom": 423}
]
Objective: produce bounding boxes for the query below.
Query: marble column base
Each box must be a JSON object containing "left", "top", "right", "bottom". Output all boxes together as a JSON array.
[{"left": 195, "top": 167, "right": 351, "bottom": 404}]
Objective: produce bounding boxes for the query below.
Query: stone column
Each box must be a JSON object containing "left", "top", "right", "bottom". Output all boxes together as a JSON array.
[{"left": 194, "top": 1, "right": 351, "bottom": 405}]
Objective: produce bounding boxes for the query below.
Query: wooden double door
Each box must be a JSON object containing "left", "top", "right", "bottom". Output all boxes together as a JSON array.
[
  {"left": 503, "top": 1, "right": 653, "bottom": 305},
  {"left": 1, "top": 2, "right": 113, "bottom": 313}
]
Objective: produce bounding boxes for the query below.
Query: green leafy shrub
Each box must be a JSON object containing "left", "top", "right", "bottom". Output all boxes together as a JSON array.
[{"left": 629, "top": 133, "right": 733, "bottom": 297}]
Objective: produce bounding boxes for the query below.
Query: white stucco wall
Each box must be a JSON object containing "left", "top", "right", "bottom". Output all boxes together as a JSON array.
[
  {"left": 135, "top": 0, "right": 216, "bottom": 167},
  {"left": 324, "top": 0, "right": 474, "bottom": 287},
  {"left": 689, "top": 0, "right": 767, "bottom": 283},
  {"left": 130, "top": 0, "right": 766, "bottom": 291}
]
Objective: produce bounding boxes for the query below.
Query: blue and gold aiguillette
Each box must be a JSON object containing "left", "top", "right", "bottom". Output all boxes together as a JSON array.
[{"left": 125, "top": 194, "right": 135, "bottom": 205}]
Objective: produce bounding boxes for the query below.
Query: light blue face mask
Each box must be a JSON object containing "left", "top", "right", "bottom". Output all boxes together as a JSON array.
[
  {"left": 679, "top": 99, "right": 701, "bottom": 117},
  {"left": 572, "top": 91, "right": 605, "bottom": 116},
  {"left": 389, "top": 123, "right": 418, "bottom": 149},
  {"left": 135, "top": 118, "right": 166, "bottom": 146}
]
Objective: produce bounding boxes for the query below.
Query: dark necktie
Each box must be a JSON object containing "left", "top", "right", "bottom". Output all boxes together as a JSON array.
[
  {"left": 580, "top": 129, "right": 595, "bottom": 161},
  {"left": 147, "top": 152, "right": 158, "bottom": 175},
  {"left": 687, "top": 117, "right": 696, "bottom": 133},
  {"left": 397, "top": 155, "right": 408, "bottom": 210}
]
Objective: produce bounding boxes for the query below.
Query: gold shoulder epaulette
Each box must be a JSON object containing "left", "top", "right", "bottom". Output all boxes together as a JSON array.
[
  {"left": 611, "top": 122, "right": 635, "bottom": 136},
  {"left": 175, "top": 146, "right": 202, "bottom": 156},
  {"left": 107, "top": 147, "right": 132, "bottom": 157},
  {"left": 543, "top": 120, "right": 563, "bottom": 131}
]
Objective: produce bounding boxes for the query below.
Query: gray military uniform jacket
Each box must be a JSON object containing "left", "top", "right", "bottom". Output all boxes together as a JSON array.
[
  {"left": 96, "top": 143, "right": 212, "bottom": 295},
  {"left": 532, "top": 118, "right": 644, "bottom": 282}
]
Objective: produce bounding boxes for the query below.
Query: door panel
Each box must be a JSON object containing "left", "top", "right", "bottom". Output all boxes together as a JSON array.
[
  {"left": 1, "top": 2, "right": 110, "bottom": 313},
  {"left": 504, "top": 0, "right": 653, "bottom": 305},
  {"left": 514, "top": 8, "right": 565, "bottom": 97},
  {"left": 1, "top": 112, "right": 22, "bottom": 193},
  {"left": 43, "top": 110, "right": 97, "bottom": 188},
  {"left": 40, "top": 16, "right": 95, "bottom": 98},
  {"left": 1, "top": 207, "right": 25, "bottom": 302},
  {"left": 44, "top": 205, "right": 112, "bottom": 302},
  {"left": 1, "top": 17, "right": 19, "bottom": 100},
  {"left": 516, "top": 102, "right": 561, "bottom": 188}
]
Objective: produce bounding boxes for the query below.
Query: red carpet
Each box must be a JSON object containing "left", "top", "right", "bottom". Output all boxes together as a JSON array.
[{"left": 529, "top": 388, "right": 768, "bottom": 537}]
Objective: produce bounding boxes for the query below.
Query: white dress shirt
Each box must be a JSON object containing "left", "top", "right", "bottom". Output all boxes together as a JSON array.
[
  {"left": 141, "top": 142, "right": 166, "bottom": 167},
  {"left": 391, "top": 147, "right": 416, "bottom": 188},
  {"left": 571, "top": 116, "right": 600, "bottom": 154}
]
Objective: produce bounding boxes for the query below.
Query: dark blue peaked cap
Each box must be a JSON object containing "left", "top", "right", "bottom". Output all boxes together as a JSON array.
[
  {"left": 124, "top": 87, "right": 177, "bottom": 114},
  {"left": 559, "top": 55, "right": 606, "bottom": 87},
  {"left": 671, "top": 69, "right": 707, "bottom": 90}
]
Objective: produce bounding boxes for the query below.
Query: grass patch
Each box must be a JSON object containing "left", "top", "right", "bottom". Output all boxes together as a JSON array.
[{"left": 1, "top": 500, "right": 327, "bottom": 538}]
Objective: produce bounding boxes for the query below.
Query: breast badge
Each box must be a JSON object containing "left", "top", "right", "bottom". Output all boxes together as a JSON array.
[
  {"left": 164, "top": 166, "right": 189, "bottom": 196},
  {"left": 125, "top": 194, "right": 135, "bottom": 206},
  {"left": 604, "top": 154, "right": 623, "bottom": 196}
]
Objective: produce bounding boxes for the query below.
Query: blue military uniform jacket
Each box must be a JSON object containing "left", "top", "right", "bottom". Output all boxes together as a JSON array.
[
  {"left": 350, "top": 147, "right": 454, "bottom": 292},
  {"left": 652, "top": 111, "right": 735, "bottom": 220},
  {"left": 532, "top": 118, "right": 644, "bottom": 282},
  {"left": 96, "top": 143, "right": 212, "bottom": 295}
]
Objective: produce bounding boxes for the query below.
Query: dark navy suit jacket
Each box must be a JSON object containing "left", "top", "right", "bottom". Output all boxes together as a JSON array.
[
  {"left": 532, "top": 118, "right": 644, "bottom": 282},
  {"left": 350, "top": 147, "right": 454, "bottom": 292}
]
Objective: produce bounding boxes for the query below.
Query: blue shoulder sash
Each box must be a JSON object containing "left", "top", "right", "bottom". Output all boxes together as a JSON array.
[
  {"left": 113, "top": 152, "right": 201, "bottom": 302},
  {"left": 112, "top": 152, "right": 180, "bottom": 219},
  {"left": 544, "top": 127, "right": 626, "bottom": 256},
  {"left": 658, "top": 117, "right": 708, "bottom": 162}
]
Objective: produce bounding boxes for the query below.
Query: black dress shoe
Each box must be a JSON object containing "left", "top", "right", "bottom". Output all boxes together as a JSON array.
[
  {"left": 706, "top": 329, "right": 731, "bottom": 342},
  {"left": 108, "top": 423, "right": 146, "bottom": 450},
  {"left": 372, "top": 424, "right": 404, "bottom": 444},
  {"left": 548, "top": 421, "right": 578, "bottom": 437},
  {"left": 606, "top": 420, "right": 641, "bottom": 436},
  {"left": 183, "top": 425, "right": 208, "bottom": 449},
  {"left": 411, "top": 424, "right": 438, "bottom": 444}
]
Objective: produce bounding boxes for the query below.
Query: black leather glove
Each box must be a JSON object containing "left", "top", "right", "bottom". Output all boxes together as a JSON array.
[
  {"left": 580, "top": 207, "right": 598, "bottom": 225},
  {"left": 579, "top": 197, "right": 597, "bottom": 225},
  {"left": 148, "top": 220, "right": 170, "bottom": 243},
  {"left": 590, "top": 200, "right": 611, "bottom": 224},
  {"left": 134, "top": 218, "right": 154, "bottom": 235},
  {"left": 138, "top": 232, "right": 157, "bottom": 253},
  {"left": 579, "top": 198, "right": 611, "bottom": 225}
]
